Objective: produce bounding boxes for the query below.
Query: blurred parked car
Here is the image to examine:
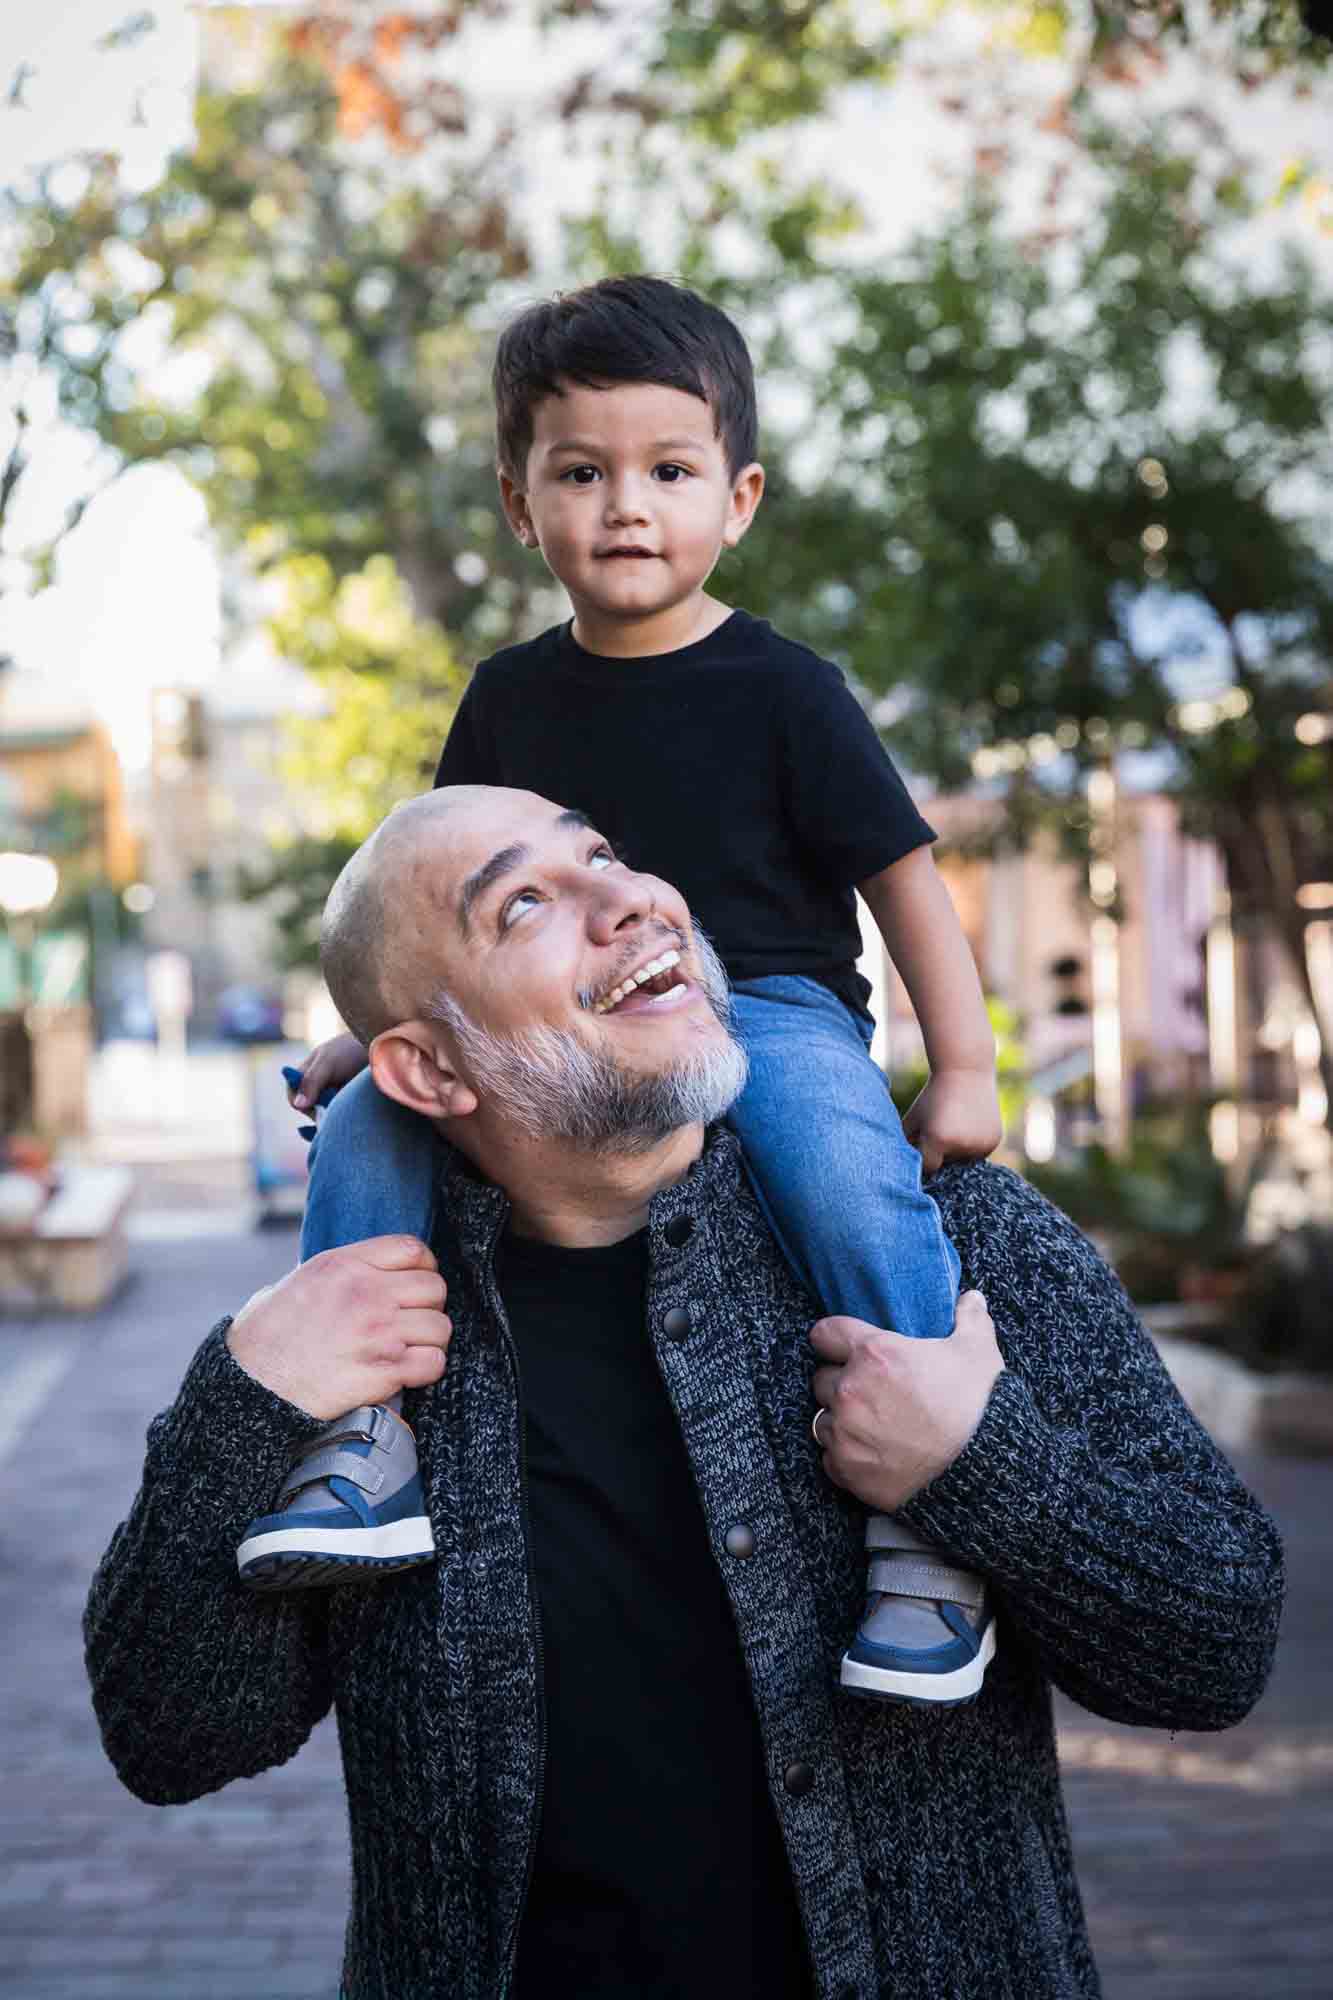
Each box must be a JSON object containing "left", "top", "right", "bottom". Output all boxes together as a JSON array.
[{"left": 217, "top": 985, "right": 286, "bottom": 1044}]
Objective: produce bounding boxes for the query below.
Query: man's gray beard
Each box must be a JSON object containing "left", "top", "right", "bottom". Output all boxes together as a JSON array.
[{"left": 429, "top": 930, "right": 748, "bottom": 1156}]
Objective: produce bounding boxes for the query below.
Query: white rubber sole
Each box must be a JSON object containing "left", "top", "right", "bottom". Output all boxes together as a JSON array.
[
  {"left": 236, "top": 1515, "right": 436, "bottom": 1573},
  {"left": 839, "top": 1619, "right": 997, "bottom": 1705}
]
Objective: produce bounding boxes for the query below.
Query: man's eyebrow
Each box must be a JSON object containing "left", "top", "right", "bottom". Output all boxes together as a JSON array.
[
  {"left": 458, "top": 842, "right": 528, "bottom": 936},
  {"left": 457, "top": 814, "right": 597, "bottom": 933}
]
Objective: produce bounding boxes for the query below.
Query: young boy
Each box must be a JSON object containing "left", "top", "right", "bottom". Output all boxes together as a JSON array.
[{"left": 239, "top": 276, "right": 1003, "bottom": 1706}]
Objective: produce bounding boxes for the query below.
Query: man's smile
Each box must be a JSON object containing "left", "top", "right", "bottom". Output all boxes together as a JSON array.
[{"left": 588, "top": 945, "right": 688, "bottom": 1016}]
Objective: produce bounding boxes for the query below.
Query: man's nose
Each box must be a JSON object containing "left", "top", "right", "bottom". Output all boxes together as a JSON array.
[{"left": 586, "top": 868, "right": 655, "bottom": 944}]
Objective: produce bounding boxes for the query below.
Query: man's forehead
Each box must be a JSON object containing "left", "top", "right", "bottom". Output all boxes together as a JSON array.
[{"left": 440, "top": 802, "right": 594, "bottom": 934}]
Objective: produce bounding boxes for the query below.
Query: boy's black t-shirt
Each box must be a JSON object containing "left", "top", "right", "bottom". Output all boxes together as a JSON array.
[
  {"left": 499, "top": 1226, "right": 813, "bottom": 2000},
  {"left": 433, "top": 610, "right": 934, "bottom": 1017}
]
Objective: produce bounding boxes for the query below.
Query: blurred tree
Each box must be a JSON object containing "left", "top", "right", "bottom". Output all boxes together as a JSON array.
[
  {"left": 722, "top": 136, "right": 1333, "bottom": 1121},
  {"left": 1, "top": 31, "right": 543, "bottom": 639},
  {"left": 3, "top": 2, "right": 1330, "bottom": 985},
  {"left": 0, "top": 8, "right": 568, "bottom": 953},
  {"left": 238, "top": 551, "right": 470, "bottom": 966}
]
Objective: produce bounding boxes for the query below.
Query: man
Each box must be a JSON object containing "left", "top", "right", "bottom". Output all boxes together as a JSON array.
[{"left": 85, "top": 786, "right": 1284, "bottom": 2000}]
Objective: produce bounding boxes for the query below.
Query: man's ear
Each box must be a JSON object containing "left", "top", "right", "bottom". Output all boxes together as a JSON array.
[
  {"left": 369, "top": 1021, "right": 478, "bottom": 1122},
  {"left": 498, "top": 468, "right": 538, "bottom": 548}
]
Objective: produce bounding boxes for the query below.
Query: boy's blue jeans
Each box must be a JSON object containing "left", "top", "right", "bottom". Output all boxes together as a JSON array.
[{"left": 301, "top": 974, "right": 960, "bottom": 1342}]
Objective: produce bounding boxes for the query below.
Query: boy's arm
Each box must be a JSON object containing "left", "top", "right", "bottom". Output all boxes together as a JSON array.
[{"left": 858, "top": 846, "right": 1001, "bottom": 1171}]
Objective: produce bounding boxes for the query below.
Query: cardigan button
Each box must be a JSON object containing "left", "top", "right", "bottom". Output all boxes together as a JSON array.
[
  {"left": 662, "top": 1306, "right": 692, "bottom": 1343},
  {"left": 664, "top": 1214, "right": 694, "bottom": 1248},
  {"left": 723, "top": 1523, "right": 755, "bottom": 1559},
  {"left": 783, "top": 1760, "right": 816, "bottom": 1797}
]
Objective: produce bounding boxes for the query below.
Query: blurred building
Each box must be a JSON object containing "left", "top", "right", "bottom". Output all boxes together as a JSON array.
[
  {"left": 0, "top": 670, "right": 137, "bottom": 886},
  {"left": 140, "top": 651, "right": 326, "bottom": 1028},
  {"left": 0, "top": 671, "right": 140, "bottom": 1133},
  {"left": 864, "top": 786, "right": 1324, "bottom": 1144}
]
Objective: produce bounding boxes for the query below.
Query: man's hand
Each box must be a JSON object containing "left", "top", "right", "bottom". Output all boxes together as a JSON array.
[
  {"left": 287, "top": 1032, "right": 368, "bottom": 1113},
  {"left": 810, "top": 1292, "right": 1002, "bottom": 1513},
  {"left": 902, "top": 1068, "right": 1003, "bottom": 1177},
  {"left": 226, "top": 1237, "right": 451, "bottom": 1419}
]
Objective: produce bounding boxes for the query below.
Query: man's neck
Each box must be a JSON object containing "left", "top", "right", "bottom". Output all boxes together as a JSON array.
[{"left": 460, "top": 1121, "right": 706, "bottom": 1247}]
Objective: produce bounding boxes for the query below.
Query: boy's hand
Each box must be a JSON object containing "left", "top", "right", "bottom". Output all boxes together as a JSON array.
[
  {"left": 288, "top": 1032, "right": 368, "bottom": 1113},
  {"left": 810, "top": 1292, "right": 1003, "bottom": 1512},
  {"left": 902, "top": 1068, "right": 1003, "bottom": 1177},
  {"left": 227, "top": 1237, "right": 451, "bottom": 1419}
]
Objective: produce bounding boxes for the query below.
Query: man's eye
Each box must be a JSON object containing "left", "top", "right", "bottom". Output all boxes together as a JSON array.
[
  {"left": 589, "top": 846, "right": 616, "bottom": 870},
  {"left": 560, "top": 465, "right": 600, "bottom": 485},
  {"left": 500, "top": 889, "right": 543, "bottom": 929}
]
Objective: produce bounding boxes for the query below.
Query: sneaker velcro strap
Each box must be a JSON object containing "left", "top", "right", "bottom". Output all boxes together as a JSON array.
[
  {"left": 864, "top": 1512, "right": 939, "bottom": 1556},
  {"left": 868, "top": 1554, "right": 987, "bottom": 1608},
  {"left": 290, "top": 1407, "right": 394, "bottom": 1464},
  {"left": 276, "top": 1446, "right": 387, "bottom": 1503}
]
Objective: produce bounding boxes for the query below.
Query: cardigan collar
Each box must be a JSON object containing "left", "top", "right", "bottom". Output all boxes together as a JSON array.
[{"left": 434, "top": 1121, "right": 746, "bottom": 1265}]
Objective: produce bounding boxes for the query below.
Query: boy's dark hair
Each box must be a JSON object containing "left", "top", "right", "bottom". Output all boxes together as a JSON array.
[{"left": 493, "top": 275, "right": 758, "bottom": 480}]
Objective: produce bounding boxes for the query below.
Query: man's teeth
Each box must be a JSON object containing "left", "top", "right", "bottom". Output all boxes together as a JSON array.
[{"left": 592, "top": 949, "right": 682, "bottom": 1014}]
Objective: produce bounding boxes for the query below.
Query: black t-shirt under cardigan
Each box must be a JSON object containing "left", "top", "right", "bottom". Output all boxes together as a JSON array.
[
  {"left": 434, "top": 611, "right": 934, "bottom": 1019},
  {"left": 499, "top": 1226, "right": 813, "bottom": 2000}
]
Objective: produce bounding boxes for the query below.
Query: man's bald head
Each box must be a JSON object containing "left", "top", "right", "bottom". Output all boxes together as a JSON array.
[
  {"left": 321, "top": 788, "right": 489, "bottom": 1044},
  {"left": 321, "top": 785, "right": 745, "bottom": 1158}
]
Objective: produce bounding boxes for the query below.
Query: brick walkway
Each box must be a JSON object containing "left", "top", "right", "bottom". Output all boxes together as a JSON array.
[{"left": 1, "top": 1228, "right": 1327, "bottom": 1999}]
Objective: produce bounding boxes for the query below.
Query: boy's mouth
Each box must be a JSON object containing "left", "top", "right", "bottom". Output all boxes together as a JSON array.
[{"left": 596, "top": 546, "right": 659, "bottom": 559}]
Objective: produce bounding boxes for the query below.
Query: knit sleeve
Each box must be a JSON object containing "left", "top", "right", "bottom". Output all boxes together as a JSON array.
[
  {"left": 906, "top": 1164, "right": 1284, "bottom": 1733},
  {"left": 83, "top": 1322, "right": 335, "bottom": 1805}
]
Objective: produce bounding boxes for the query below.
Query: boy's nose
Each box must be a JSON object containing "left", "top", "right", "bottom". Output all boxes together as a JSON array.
[{"left": 602, "top": 477, "right": 651, "bottom": 525}]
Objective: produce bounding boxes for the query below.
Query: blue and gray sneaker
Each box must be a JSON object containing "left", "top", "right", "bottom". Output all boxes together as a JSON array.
[
  {"left": 237, "top": 1404, "right": 435, "bottom": 1591},
  {"left": 839, "top": 1514, "right": 996, "bottom": 1706}
]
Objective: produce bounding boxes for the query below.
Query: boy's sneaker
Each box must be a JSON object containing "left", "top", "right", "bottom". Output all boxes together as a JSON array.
[
  {"left": 839, "top": 1514, "right": 995, "bottom": 1706},
  {"left": 237, "top": 1404, "right": 435, "bottom": 1591}
]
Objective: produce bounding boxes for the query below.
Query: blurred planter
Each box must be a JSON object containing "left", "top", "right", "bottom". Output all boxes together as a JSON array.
[
  {"left": 1213, "top": 1225, "right": 1333, "bottom": 1379},
  {"left": 29, "top": 1005, "right": 91, "bottom": 1139},
  {"left": 1025, "top": 1105, "right": 1247, "bottom": 1306},
  {"left": 1025, "top": 1107, "right": 1333, "bottom": 1437},
  {"left": 1149, "top": 1330, "right": 1333, "bottom": 1456},
  {"left": 1143, "top": 1225, "right": 1333, "bottom": 1452},
  {"left": 1177, "top": 1262, "right": 1252, "bottom": 1308}
]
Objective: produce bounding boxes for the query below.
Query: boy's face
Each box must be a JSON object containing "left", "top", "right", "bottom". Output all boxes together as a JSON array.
[{"left": 499, "top": 380, "right": 763, "bottom": 653}]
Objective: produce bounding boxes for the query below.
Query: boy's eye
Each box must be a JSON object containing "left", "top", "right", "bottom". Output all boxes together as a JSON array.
[
  {"left": 560, "top": 465, "right": 600, "bottom": 485},
  {"left": 654, "top": 463, "right": 691, "bottom": 483},
  {"left": 589, "top": 846, "right": 616, "bottom": 870}
]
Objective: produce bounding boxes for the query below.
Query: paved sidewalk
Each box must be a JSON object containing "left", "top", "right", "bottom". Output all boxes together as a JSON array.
[{"left": 1, "top": 1228, "right": 1327, "bottom": 1999}]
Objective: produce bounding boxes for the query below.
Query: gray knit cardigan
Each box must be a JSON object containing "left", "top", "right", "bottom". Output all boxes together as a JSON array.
[{"left": 85, "top": 1132, "right": 1284, "bottom": 2000}]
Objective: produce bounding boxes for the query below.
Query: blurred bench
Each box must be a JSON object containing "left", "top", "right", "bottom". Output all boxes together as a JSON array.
[{"left": 0, "top": 1165, "right": 134, "bottom": 1312}]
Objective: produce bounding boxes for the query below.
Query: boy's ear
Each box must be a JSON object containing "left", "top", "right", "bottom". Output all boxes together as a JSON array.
[
  {"left": 369, "top": 1021, "right": 478, "bottom": 1123},
  {"left": 498, "top": 468, "right": 539, "bottom": 548},
  {"left": 722, "top": 460, "right": 765, "bottom": 549}
]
